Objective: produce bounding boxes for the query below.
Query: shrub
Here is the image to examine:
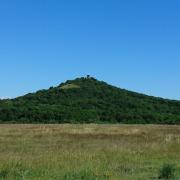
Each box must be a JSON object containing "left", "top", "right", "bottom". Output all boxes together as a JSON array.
[
  {"left": 0, "top": 169, "right": 9, "bottom": 178},
  {"left": 158, "top": 164, "right": 175, "bottom": 179}
]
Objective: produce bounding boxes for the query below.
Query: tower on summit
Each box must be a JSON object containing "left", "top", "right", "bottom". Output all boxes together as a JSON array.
[{"left": 86, "top": 75, "right": 91, "bottom": 79}]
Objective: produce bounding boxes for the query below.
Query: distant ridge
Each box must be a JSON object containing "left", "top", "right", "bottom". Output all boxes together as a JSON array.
[{"left": 0, "top": 77, "right": 180, "bottom": 124}]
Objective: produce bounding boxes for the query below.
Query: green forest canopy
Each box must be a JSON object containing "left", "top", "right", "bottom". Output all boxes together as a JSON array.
[{"left": 0, "top": 77, "right": 180, "bottom": 124}]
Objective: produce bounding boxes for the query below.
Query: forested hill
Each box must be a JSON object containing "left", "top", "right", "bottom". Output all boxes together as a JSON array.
[{"left": 0, "top": 77, "right": 180, "bottom": 124}]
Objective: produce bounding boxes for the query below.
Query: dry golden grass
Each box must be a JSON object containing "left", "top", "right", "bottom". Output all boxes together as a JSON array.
[{"left": 0, "top": 124, "right": 179, "bottom": 179}]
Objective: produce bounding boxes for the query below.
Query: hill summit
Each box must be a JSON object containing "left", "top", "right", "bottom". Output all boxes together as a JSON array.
[{"left": 0, "top": 77, "right": 180, "bottom": 124}]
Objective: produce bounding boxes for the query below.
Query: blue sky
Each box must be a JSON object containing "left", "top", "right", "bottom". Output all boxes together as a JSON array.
[{"left": 0, "top": 0, "right": 180, "bottom": 100}]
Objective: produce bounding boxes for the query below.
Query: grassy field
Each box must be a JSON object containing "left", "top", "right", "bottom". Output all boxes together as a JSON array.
[{"left": 0, "top": 124, "right": 179, "bottom": 179}]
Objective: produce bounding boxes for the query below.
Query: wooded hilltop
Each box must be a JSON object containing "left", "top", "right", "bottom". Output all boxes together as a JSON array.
[{"left": 0, "top": 77, "right": 180, "bottom": 124}]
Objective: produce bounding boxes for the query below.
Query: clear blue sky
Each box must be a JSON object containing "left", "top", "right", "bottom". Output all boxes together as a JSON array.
[{"left": 0, "top": 0, "right": 180, "bottom": 100}]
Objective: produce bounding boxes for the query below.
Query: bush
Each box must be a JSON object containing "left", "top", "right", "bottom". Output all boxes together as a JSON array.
[
  {"left": 0, "top": 169, "right": 9, "bottom": 178},
  {"left": 158, "top": 164, "right": 175, "bottom": 179}
]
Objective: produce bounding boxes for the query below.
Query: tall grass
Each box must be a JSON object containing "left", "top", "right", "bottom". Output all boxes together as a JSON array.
[{"left": 0, "top": 124, "right": 179, "bottom": 179}]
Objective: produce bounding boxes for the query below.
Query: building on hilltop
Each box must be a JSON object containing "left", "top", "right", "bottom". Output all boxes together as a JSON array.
[{"left": 86, "top": 75, "right": 91, "bottom": 79}]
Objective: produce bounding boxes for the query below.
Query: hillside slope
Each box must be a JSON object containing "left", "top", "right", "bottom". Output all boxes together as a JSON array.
[{"left": 0, "top": 77, "right": 180, "bottom": 124}]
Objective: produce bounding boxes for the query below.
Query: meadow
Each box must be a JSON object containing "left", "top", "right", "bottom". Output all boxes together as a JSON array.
[{"left": 0, "top": 124, "right": 179, "bottom": 179}]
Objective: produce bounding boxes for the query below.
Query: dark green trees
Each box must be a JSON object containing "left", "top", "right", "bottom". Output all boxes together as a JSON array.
[{"left": 0, "top": 77, "right": 180, "bottom": 124}]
